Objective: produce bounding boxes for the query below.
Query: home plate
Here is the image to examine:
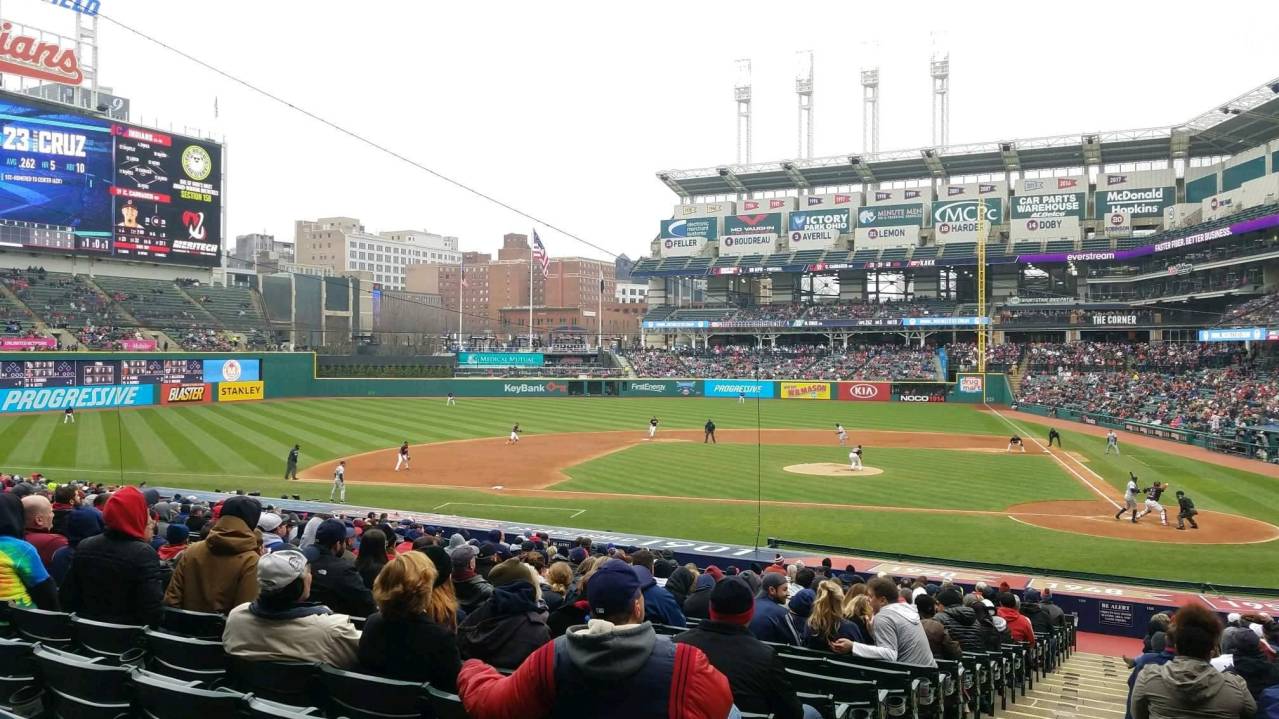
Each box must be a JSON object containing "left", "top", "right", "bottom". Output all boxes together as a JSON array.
[
  {"left": 491, "top": 485, "right": 504, "bottom": 490},
  {"left": 784, "top": 463, "right": 884, "bottom": 477}
]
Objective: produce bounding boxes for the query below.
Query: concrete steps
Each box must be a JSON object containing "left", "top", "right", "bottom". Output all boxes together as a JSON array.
[{"left": 1000, "top": 652, "right": 1128, "bottom": 719}]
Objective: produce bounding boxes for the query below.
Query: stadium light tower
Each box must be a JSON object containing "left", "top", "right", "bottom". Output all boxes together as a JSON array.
[
  {"left": 861, "top": 67, "right": 880, "bottom": 154},
  {"left": 795, "top": 50, "right": 814, "bottom": 159},
  {"left": 734, "top": 59, "right": 753, "bottom": 164},
  {"left": 930, "top": 49, "right": 950, "bottom": 147}
]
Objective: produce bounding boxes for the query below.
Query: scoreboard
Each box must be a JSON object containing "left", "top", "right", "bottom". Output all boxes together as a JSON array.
[
  {"left": 0, "top": 90, "right": 222, "bottom": 267},
  {"left": 0, "top": 358, "right": 227, "bottom": 388}
]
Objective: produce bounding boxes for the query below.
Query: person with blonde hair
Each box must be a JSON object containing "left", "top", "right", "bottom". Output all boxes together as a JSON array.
[
  {"left": 544, "top": 561, "right": 572, "bottom": 611},
  {"left": 802, "top": 580, "right": 867, "bottom": 651},
  {"left": 358, "top": 551, "right": 462, "bottom": 690},
  {"left": 843, "top": 590, "right": 875, "bottom": 643}
]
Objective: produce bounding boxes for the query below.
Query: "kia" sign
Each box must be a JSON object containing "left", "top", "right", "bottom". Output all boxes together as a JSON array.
[{"left": 837, "top": 381, "right": 889, "bottom": 402}]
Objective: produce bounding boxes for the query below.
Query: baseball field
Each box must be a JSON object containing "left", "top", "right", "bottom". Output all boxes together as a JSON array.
[{"left": 5, "top": 396, "right": 1278, "bottom": 586}]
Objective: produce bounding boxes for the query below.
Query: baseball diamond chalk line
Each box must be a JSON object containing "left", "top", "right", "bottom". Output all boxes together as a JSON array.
[
  {"left": 433, "top": 502, "right": 586, "bottom": 519},
  {"left": 295, "top": 428, "right": 1279, "bottom": 546}
]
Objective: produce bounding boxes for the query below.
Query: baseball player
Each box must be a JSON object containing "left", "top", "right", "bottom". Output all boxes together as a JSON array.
[
  {"left": 738, "top": 392, "right": 746, "bottom": 405},
  {"left": 285, "top": 444, "right": 300, "bottom": 480},
  {"left": 446, "top": 391, "right": 456, "bottom": 406},
  {"left": 395, "top": 441, "right": 410, "bottom": 471},
  {"left": 849, "top": 445, "right": 864, "bottom": 471},
  {"left": 1105, "top": 431, "right": 1120, "bottom": 455},
  {"left": 63, "top": 406, "right": 75, "bottom": 424},
  {"left": 1135, "top": 482, "right": 1168, "bottom": 525},
  {"left": 507, "top": 424, "right": 521, "bottom": 445},
  {"left": 835, "top": 423, "right": 848, "bottom": 447},
  {"left": 1175, "top": 491, "right": 1199, "bottom": 530},
  {"left": 1115, "top": 472, "right": 1140, "bottom": 522},
  {"left": 1007, "top": 435, "right": 1026, "bottom": 453},
  {"left": 704, "top": 419, "right": 717, "bottom": 444},
  {"left": 647, "top": 416, "right": 659, "bottom": 440},
  {"left": 1047, "top": 428, "right": 1061, "bottom": 448},
  {"left": 329, "top": 461, "right": 346, "bottom": 503}
]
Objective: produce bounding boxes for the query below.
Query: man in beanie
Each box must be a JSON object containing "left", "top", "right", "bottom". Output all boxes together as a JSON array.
[
  {"left": 631, "top": 549, "right": 686, "bottom": 628},
  {"left": 676, "top": 576, "right": 815, "bottom": 719},
  {"left": 458, "top": 558, "right": 733, "bottom": 719},
  {"left": 457, "top": 558, "right": 550, "bottom": 669},
  {"left": 1019, "top": 589, "right": 1054, "bottom": 640},
  {"left": 308, "top": 518, "right": 375, "bottom": 617},
  {"left": 60, "top": 485, "right": 165, "bottom": 626},
  {"left": 749, "top": 572, "right": 802, "bottom": 645},
  {"left": 165, "top": 495, "right": 262, "bottom": 613},
  {"left": 157, "top": 524, "right": 190, "bottom": 563},
  {"left": 451, "top": 543, "right": 494, "bottom": 614},
  {"left": 223, "top": 549, "right": 361, "bottom": 668}
]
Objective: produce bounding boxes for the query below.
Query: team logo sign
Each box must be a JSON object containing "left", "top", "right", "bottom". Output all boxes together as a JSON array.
[{"left": 0, "top": 21, "right": 84, "bottom": 85}]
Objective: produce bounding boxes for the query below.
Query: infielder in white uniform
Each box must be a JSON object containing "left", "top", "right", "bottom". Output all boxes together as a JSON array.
[
  {"left": 329, "top": 461, "right": 346, "bottom": 503},
  {"left": 1115, "top": 472, "right": 1140, "bottom": 522},
  {"left": 647, "top": 417, "right": 659, "bottom": 440},
  {"left": 835, "top": 424, "right": 847, "bottom": 447},
  {"left": 507, "top": 424, "right": 521, "bottom": 445},
  {"left": 849, "top": 445, "right": 864, "bottom": 470},
  {"left": 395, "top": 441, "right": 411, "bottom": 471},
  {"left": 1105, "top": 431, "right": 1120, "bottom": 455}
]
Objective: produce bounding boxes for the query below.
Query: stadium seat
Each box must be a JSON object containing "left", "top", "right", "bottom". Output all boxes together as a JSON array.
[
  {"left": 783, "top": 668, "right": 884, "bottom": 716},
  {"left": 71, "top": 617, "right": 146, "bottom": 663},
  {"left": 9, "top": 606, "right": 73, "bottom": 647},
  {"left": 160, "top": 607, "right": 226, "bottom": 640},
  {"left": 226, "top": 657, "right": 321, "bottom": 707},
  {"left": 143, "top": 628, "right": 228, "bottom": 684},
  {"left": 245, "top": 697, "right": 324, "bottom": 719},
  {"left": 32, "top": 643, "right": 133, "bottom": 719},
  {"left": 318, "top": 665, "right": 427, "bottom": 719},
  {"left": 130, "top": 667, "right": 244, "bottom": 719},
  {"left": 819, "top": 659, "right": 919, "bottom": 719},
  {"left": 425, "top": 686, "right": 470, "bottom": 719},
  {"left": 0, "top": 638, "right": 37, "bottom": 711}
]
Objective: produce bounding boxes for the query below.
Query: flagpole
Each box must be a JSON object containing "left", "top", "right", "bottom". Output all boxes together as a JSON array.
[
  {"left": 528, "top": 231, "right": 534, "bottom": 350},
  {"left": 598, "top": 276, "right": 603, "bottom": 351},
  {"left": 457, "top": 266, "right": 463, "bottom": 351}
]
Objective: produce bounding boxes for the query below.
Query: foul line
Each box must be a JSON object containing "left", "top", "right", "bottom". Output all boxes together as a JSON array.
[
  {"left": 985, "top": 405, "right": 1122, "bottom": 510},
  {"left": 433, "top": 502, "right": 586, "bottom": 519}
]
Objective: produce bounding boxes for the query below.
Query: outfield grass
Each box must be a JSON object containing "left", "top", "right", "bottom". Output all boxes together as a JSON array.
[{"left": 3, "top": 397, "right": 1276, "bottom": 586}]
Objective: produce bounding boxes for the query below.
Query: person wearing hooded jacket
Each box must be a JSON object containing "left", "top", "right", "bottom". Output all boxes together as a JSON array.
[
  {"left": 164, "top": 496, "right": 262, "bottom": 613},
  {"left": 664, "top": 564, "right": 696, "bottom": 607},
  {"left": 635, "top": 564, "right": 686, "bottom": 628},
  {"left": 308, "top": 519, "right": 375, "bottom": 618},
  {"left": 0, "top": 493, "right": 58, "bottom": 610},
  {"left": 1132, "top": 603, "right": 1254, "bottom": 719},
  {"left": 682, "top": 573, "right": 715, "bottom": 620},
  {"left": 59, "top": 486, "right": 164, "bottom": 626},
  {"left": 935, "top": 587, "right": 998, "bottom": 652},
  {"left": 831, "top": 577, "right": 936, "bottom": 667},
  {"left": 1019, "top": 589, "right": 1054, "bottom": 638},
  {"left": 48, "top": 505, "right": 105, "bottom": 585},
  {"left": 457, "top": 559, "right": 551, "bottom": 670},
  {"left": 995, "top": 592, "right": 1035, "bottom": 646}
]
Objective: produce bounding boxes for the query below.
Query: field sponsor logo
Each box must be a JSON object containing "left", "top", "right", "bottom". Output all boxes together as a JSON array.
[
  {"left": 0, "top": 21, "right": 85, "bottom": 85},
  {"left": 0, "top": 384, "right": 154, "bottom": 413},
  {"left": 705, "top": 380, "right": 774, "bottom": 398},
  {"left": 623, "top": 380, "right": 701, "bottom": 397},
  {"left": 203, "top": 359, "right": 260, "bottom": 383},
  {"left": 897, "top": 393, "right": 946, "bottom": 403},
  {"left": 780, "top": 382, "right": 830, "bottom": 400},
  {"left": 932, "top": 199, "right": 1001, "bottom": 237},
  {"left": 217, "top": 381, "right": 264, "bottom": 403},
  {"left": 958, "top": 376, "right": 984, "bottom": 394},
  {"left": 459, "top": 352, "right": 544, "bottom": 367},
  {"left": 1096, "top": 187, "right": 1172, "bottom": 218},
  {"left": 856, "top": 203, "right": 924, "bottom": 228},
  {"left": 837, "top": 382, "right": 889, "bottom": 402},
  {"left": 161, "top": 383, "right": 211, "bottom": 404},
  {"left": 500, "top": 381, "right": 568, "bottom": 396}
]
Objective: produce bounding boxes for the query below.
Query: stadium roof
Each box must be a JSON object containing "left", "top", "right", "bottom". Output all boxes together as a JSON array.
[{"left": 657, "top": 75, "right": 1279, "bottom": 198}]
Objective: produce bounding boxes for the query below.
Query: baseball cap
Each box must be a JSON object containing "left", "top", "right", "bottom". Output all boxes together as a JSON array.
[
  {"left": 315, "top": 518, "right": 347, "bottom": 547},
  {"left": 258, "top": 549, "right": 308, "bottom": 592},
  {"left": 586, "top": 559, "right": 643, "bottom": 618},
  {"left": 759, "top": 572, "right": 788, "bottom": 596},
  {"left": 709, "top": 577, "right": 755, "bottom": 625},
  {"left": 257, "top": 513, "right": 283, "bottom": 532},
  {"left": 488, "top": 558, "right": 531, "bottom": 587},
  {"left": 1023, "top": 589, "right": 1042, "bottom": 603},
  {"left": 788, "top": 588, "right": 816, "bottom": 618},
  {"left": 568, "top": 547, "right": 588, "bottom": 563},
  {"left": 450, "top": 543, "right": 478, "bottom": 567}
]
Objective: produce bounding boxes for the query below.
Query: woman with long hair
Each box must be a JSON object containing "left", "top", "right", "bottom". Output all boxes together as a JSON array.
[
  {"left": 358, "top": 551, "right": 462, "bottom": 691},
  {"left": 544, "top": 561, "right": 572, "bottom": 611},
  {"left": 417, "top": 543, "right": 462, "bottom": 630},
  {"left": 842, "top": 589, "right": 876, "bottom": 643},
  {"left": 802, "top": 580, "right": 866, "bottom": 651},
  {"left": 355, "top": 528, "right": 390, "bottom": 589}
]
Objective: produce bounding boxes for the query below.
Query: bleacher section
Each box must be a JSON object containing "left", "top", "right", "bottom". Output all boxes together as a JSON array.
[
  {"left": 91, "top": 275, "right": 215, "bottom": 333},
  {"left": 192, "top": 285, "right": 269, "bottom": 332},
  {"left": 0, "top": 271, "right": 126, "bottom": 329}
]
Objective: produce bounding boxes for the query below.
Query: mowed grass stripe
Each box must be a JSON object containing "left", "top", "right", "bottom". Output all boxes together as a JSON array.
[
  {"left": 177, "top": 405, "right": 285, "bottom": 474},
  {"left": 28, "top": 414, "right": 65, "bottom": 469},
  {"left": 278, "top": 401, "right": 420, "bottom": 451},
  {"left": 127, "top": 408, "right": 194, "bottom": 472},
  {"left": 0, "top": 414, "right": 40, "bottom": 463},
  {"left": 156, "top": 407, "right": 267, "bottom": 474},
  {"left": 73, "top": 412, "right": 111, "bottom": 470},
  {"left": 251, "top": 403, "right": 370, "bottom": 457},
  {"left": 193, "top": 405, "right": 323, "bottom": 474}
]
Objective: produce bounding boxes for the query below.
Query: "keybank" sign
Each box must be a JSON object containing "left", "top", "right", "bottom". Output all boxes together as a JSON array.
[{"left": 0, "top": 384, "right": 154, "bottom": 413}]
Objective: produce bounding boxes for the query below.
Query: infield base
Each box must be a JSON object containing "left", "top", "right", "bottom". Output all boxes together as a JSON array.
[{"left": 784, "top": 463, "right": 884, "bottom": 477}]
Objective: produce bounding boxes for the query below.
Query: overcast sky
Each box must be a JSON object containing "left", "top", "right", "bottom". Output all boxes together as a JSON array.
[{"left": 6, "top": 0, "right": 1278, "bottom": 262}]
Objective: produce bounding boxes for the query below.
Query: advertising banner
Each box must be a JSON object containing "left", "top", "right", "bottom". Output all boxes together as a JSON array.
[
  {"left": 1198, "top": 328, "right": 1266, "bottom": 342},
  {"left": 856, "top": 203, "right": 925, "bottom": 227},
  {"left": 217, "top": 381, "right": 264, "bottom": 402},
  {"left": 1010, "top": 192, "right": 1085, "bottom": 241},
  {"left": 120, "top": 339, "right": 158, "bottom": 351},
  {"left": 939, "top": 181, "right": 1008, "bottom": 201},
  {"left": 741, "top": 198, "right": 795, "bottom": 212},
  {"left": 673, "top": 202, "right": 735, "bottom": 218},
  {"left": 0, "top": 384, "right": 155, "bottom": 413},
  {"left": 203, "top": 359, "right": 260, "bottom": 383},
  {"left": 704, "top": 379, "right": 774, "bottom": 398},
  {"left": 659, "top": 218, "right": 716, "bottom": 258},
  {"left": 0, "top": 337, "right": 57, "bottom": 350},
  {"left": 893, "top": 382, "right": 947, "bottom": 403},
  {"left": 787, "top": 209, "right": 850, "bottom": 251},
  {"left": 854, "top": 226, "right": 920, "bottom": 247},
  {"left": 780, "top": 381, "right": 831, "bottom": 400},
  {"left": 956, "top": 375, "right": 984, "bottom": 395},
  {"left": 1104, "top": 212, "right": 1132, "bottom": 238},
  {"left": 458, "top": 352, "right": 544, "bottom": 367},
  {"left": 931, "top": 199, "right": 1002, "bottom": 242},
  {"left": 1091, "top": 314, "right": 1139, "bottom": 326},
  {"left": 621, "top": 380, "right": 702, "bottom": 397},
  {"left": 160, "top": 383, "right": 212, "bottom": 404},
  {"left": 1095, "top": 187, "right": 1175, "bottom": 218},
  {"left": 1015, "top": 176, "right": 1086, "bottom": 196},
  {"left": 802, "top": 193, "right": 861, "bottom": 209},
  {"left": 498, "top": 380, "right": 569, "bottom": 396},
  {"left": 836, "top": 381, "right": 890, "bottom": 402},
  {"left": 1202, "top": 189, "right": 1242, "bottom": 221},
  {"left": 720, "top": 213, "right": 781, "bottom": 256}
]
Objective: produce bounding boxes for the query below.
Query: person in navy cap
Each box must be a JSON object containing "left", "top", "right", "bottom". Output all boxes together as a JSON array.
[{"left": 306, "top": 518, "right": 374, "bottom": 617}]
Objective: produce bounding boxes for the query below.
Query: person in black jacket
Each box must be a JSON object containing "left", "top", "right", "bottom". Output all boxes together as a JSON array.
[
  {"left": 456, "top": 558, "right": 550, "bottom": 670},
  {"left": 676, "top": 577, "right": 816, "bottom": 719},
  {"left": 1019, "top": 589, "right": 1054, "bottom": 638},
  {"left": 59, "top": 486, "right": 164, "bottom": 626},
  {"left": 307, "top": 519, "right": 375, "bottom": 617},
  {"left": 683, "top": 573, "right": 716, "bottom": 620},
  {"left": 935, "top": 587, "right": 999, "bottom": 652},
  {"left": 360, "top": 551, "right": 462, "bottom": 692}
]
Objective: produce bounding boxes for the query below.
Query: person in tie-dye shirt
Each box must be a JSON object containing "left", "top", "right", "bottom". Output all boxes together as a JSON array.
[{"left": 0, "top": 493, "right": 58, "bottom": 610}]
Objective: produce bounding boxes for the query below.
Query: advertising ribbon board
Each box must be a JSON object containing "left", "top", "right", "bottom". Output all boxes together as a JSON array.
[
  {"left": 120, "top": 339, "right": 158, "bottom": 351},
  {"left": 0, "top": 383, "right": 154, "bottom": 413},
  {"left": 0, "top": 337, "right": 57, "bottom": 350},
  {"left": 458, "top": 352, "right": 544, "bottom": 367},
  {"left": 622, "top": 380, "right": 702, "bottom": 397},
  {"left": 720, "top": 213, "right": 781, "bottom": 257},
  {"left": 837, "top": 382, "right": 890, "bottom": 402},
  {"left": 704, "top": 379, "right": 774, "bottom": 398},
  {"left": 780, "top": 382, "right": 831, "bottom": 400},
  {"left": 659, "top": 218, "right": 716, "bottom": 258},
  {"left": 217, "top": 381, "right": 263, "bottom": 403}
]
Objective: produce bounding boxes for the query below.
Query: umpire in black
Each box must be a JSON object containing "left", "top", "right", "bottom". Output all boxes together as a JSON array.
[
  {"left": 1047, "top": 427, "right": 1062, "bottom": 447},
  {"left": 285, "top": 444, "right": 300, "bottom": 480},
  {"left": 1175, "top": 491, "right": 1199, "bottom": 530},
  {"left": 704, "top": 419, "right": 717, "bottom": 444}
]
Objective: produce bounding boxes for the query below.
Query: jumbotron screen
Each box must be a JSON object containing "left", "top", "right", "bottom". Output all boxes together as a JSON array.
[{"left": 0, "top": 91, "right": 222, "bottom": 267}]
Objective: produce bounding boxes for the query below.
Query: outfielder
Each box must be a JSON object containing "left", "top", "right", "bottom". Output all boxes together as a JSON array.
[
  {"left": 1175, "top": 491, "right": 1199, "bottom": 530},
  {"left": 1136, "top": 482, "right": 1168, "bottom": 525},
  {"left": 1105, "top": 431, "right": 1120, "bottom": 455},
  {"left": 849, "top": 445, "right": 864, "bottom": 471},
  {"left": 1115, "top": 472, "right": 1140, "bottom": 522},
  {"left": 1007, "top": 435, "right": 1026, "bottom": 453},
  {"left": 395, "top": 441, "right": 411, "bottom": 471},
  {"left": 738, "top": 392, "right": 746, "bottom": 404},
  {"left": 507, "top": 424, "right": 521, "bottom": 445},
  {"left": 446, "top": 392, "right": 456, "bottom": 406},
  {"left": 63, "top": 407, "right": 75, "bottom": 424},
  {"left": 647, "top": 417, "right": 659, "bottom": 440},
  {"left": 835, "top": 423, "right": 847, "bottom": 447},
  {"left": 329, "top": 460, "right": 346, "bottom": 503}
]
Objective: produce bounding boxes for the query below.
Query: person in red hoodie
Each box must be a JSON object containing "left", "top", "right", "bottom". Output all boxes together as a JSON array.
[
  {"left": 996, "top": 592, "right": 1035, "bottom": 646},
  {"left": 457, "top": 558, "right": 733, "bottom": 719},
  {"left": 59, "top": 486, "right": 164, "bottom": 626}
]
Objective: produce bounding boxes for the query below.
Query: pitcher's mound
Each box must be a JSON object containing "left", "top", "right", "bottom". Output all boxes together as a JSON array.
[{"left": 785, "top": 463, "right": 884, "bottom": 477}]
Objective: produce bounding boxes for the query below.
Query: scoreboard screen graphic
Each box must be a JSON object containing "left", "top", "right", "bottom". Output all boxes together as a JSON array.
[
  {"left": 119, "top": 358, "right": 204, "bottom": 385},
  {"left": 0, "top": 359, "right": 77, "bottom": 388},
  {"left": 0, "top": 91, "right": 223, "bottom": 267}
]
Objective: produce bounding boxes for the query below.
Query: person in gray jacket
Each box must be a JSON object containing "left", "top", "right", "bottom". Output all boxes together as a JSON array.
[
  {"left": 830, "top": 577, "right": 936, "bottom": 667},
  {"left": 1131, "top": 603, "right": 1255, "bottom": 719}
]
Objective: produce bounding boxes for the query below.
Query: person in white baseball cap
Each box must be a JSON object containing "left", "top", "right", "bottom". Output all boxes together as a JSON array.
[
  {"left": 257, "top": 513, "right": 290, "bottom": 553},
  {"left": 222, "top": 549, "right": 361, "bottom": 668}
]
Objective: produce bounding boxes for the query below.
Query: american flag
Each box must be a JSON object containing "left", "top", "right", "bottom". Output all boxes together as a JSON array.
[{"left": 532, "top": 230, "right": 550, "bottom": 278}]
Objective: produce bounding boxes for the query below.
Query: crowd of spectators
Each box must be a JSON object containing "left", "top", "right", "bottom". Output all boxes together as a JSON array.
[
  {"left": 1221, "top": 292, "right": 1279, "bottom": 327},
  {"left": 0, "top": 269, "right": 117, "bottom": 330},
  {"left": 621, "top": 344, "right": 939, "bottom": 381},
  {"left": 944, "top": 343, "right": 1024, "bottom": 369}
]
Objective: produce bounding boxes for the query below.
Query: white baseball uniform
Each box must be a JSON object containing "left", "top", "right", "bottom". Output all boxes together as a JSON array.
[
  {"left": 508, "top": 426, "right": 520, "bottom": 443},
  {"left": 1123, "top": 479, "right": 1139, "bottom": 510},
  {"left": 330, "top": 465, "right": 346, "bottom": 502},
  {"left": 1105, "top": 432, "right": 1120, "bottom": 455},
  {"left": 836, "top": 425, "right": 847, "bottom": 446},
  {"left": 648, "top": 419, "right": 658, "bottom": 439},
  {"left": 395, "top": 445, "right": 410, "bottom": 471},
  {"left": 849, "top": 448, "right": 863, "bottom": 470}
]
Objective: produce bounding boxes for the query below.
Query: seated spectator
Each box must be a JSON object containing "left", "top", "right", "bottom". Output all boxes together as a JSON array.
[
  {"left": 1125, "top": 632, "right": 1176, "bottom": 719},
  {"left": 157, "top": 524, "right": 190, "bottom": 563},
  {"left": 800, "top": 580, "right": 866, "bottom": 651},
  {"left": 420, "top": 544, "right": 463, "bottom": 630},
  {"left": 541, "top": 559, "right": 571, "bottom": 612},
  {"left": 1229, "top": 629, "right": 1279, "bottom": 701},
  {"left": 308, "top": 518, "right": 375, "bottom": 617},
  {"left": 665, "top": 564, "right": 696, "bottom": 606},
  {"left": 843, "top": 589, "right": 875, "bottom": 643},
  {"left": 359, "top": 551, "right": 462, "bottom": 691},
  {"left": 165, "top": 496, "right": 262, "bottom": 613},
  {"left": 915, "top": 594, "right": 963, "bottom": 660},
  {"left": 683, "top": 573, "right": 716, "bottom": 620},
  {"left": 632, "top": 550, "right": 686, "bottom": 627},
  {"left": 676, "top": 576, "right": 816, "bottom": 719},
  {"left": 48, "top": 505, "right": 105, "bottom": 585},
  {"left": 996, "top": 592, "right": 1035, "bottom": 646},
  {"left": 749, "top": 571, "right": 802, "bottom": 645},
  {"left": 457, "top": 558, "right": 733, "bottom": 719},
  {"left": 50, "top": 485, "right": 76, "bottom": 536},
  {"left": 21, "top": 494, "right": 67, "bottom": 568},
  {"left": 832, "top": 577, "right": 936, "bottom": 667},
  {"left": 1020, "top": 589, "right": 1054, "bottom": 638},
  {"left": 451, "top": 543, "right": 494, "bottom": 614},
  {"left": 0, "top": 494, "right": 58, "bottom": 610},
  {"left": 223, "top": 549, "right": 361, "bottom": 668},
  {"left": 1131, "top": 603, "right": 1254, "bottom": 719},
  {"left": 457, "top": 558, "right": 551, "bottom": 669},
  {"left": 258, "top": 512, "right": 289, "bottom": 552},
  {"left": 355, "top": 528, "right": 390, "bottom": 589},
  {"left": 59, "top": 486, "right": 163, "bottom": 625}
]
